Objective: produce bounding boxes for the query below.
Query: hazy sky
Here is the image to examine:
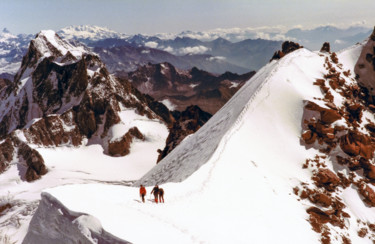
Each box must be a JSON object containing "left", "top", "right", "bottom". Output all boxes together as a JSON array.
[{"left": 1, "top": 0, "right": 375, "bottom": 35}]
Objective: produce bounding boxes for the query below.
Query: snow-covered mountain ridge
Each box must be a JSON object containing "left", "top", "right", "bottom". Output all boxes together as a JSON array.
[{"left": 22, "top": 30, "right": 375, "bottom": 243}]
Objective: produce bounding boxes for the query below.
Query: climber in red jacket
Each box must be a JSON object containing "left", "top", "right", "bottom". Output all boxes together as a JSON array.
[{"left": 139, "top": 185, "right": 146, "bottom": 203}]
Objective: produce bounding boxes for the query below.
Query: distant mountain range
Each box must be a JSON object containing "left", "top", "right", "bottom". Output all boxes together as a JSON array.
[
  {"left": 126, "top": 62, "right": 255, "bottom": 114},
  {"left": 0, "top": 28, "right": 33, "bottom": 77},
  {"left": 0, "top": 24, "right": 371, "bottom": 79}
]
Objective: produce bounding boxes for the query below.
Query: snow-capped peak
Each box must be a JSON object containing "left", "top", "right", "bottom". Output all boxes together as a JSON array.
[
  {"left": 33, "top": 30, "right": 86, "bottom": 60},
  {"left": 57, "top": 25, "right": 128, "bottom": 42},
  {"left": 0, "top": 28, "right": 17, "bottom": 42}
]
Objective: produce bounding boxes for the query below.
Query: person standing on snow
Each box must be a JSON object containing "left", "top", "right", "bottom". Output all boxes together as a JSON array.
[
  {"left": 151, "top": 185, "right": 159, "bottom": 203},
  {"left": 158, "top": 188, "right": 164, "bottom": 203},
  {"left": 139, "top": 185, "right": 147, "bottom": 203}
]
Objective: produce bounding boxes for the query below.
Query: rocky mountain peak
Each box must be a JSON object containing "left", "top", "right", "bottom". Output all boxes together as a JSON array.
[{"left": 0, "top": 31, "right": 171, "bottom": 181}]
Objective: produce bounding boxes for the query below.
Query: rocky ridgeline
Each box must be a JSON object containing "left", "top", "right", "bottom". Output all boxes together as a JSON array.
[
  {"left": 270, "top": 41, "right": 304, "bottom": 61},
  {"left": 126, "top": 62, "right": 255, "bottom": 114},
  {"left": 0, "top": 31, "right": 172, "bottom": 181},
  {"left": 296, "top": 39, "right": 375, "bottom": 243}
]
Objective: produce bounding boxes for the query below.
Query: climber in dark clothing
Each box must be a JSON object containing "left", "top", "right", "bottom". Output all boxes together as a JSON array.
[
  {"left": 151, "top": 185, "right": 159, "bottom": 203},
  {"left": 158, "top": 188, "right": 164, "bottom": 203}
]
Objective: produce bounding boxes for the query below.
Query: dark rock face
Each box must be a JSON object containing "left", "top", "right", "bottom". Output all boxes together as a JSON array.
[
  {"left": 0, "top": 138, "right": 14, "bottom": 174},
  {"left": 0, "top": 135, "right": 47, "bottom": 182},
  {"left": 270, "top": 41, "right": 303, "bottom": 61},
  {"left": 157, "top": 105, "right": 212, "bottom": 162},
  {"left": 126, "top": 62, "right": 254, "bottom": 114},
  {"left": 0, "top": 78, "right": 11, "bottom": 91},
  {"left": 320, "top": 42, "right": 331, "bottom": 53}
]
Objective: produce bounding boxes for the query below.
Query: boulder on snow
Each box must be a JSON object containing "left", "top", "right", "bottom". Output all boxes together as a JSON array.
[
  {"left": 314, "top": 168, "right": 340, "bottom": 191},
  {"left": 305, "top": 101, "right": 341, "bottom": 124},
  {"left": 339, "top": 130, "right": 374, "bottom": 159},
  {"left": 108, "top": 127, "right": 144, "bottom": 157},
  {"left": 320, "top": 42, "right": 331, "bottom": 53},
  {"left": 358, "top": 182, "right": 375, "bottom": 207},
  {"left": 309, "top": 192, "right": 332, "bottom": 207}
]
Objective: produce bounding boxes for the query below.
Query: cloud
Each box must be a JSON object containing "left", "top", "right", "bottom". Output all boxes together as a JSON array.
[
  {"left": 207, "top": 56, "right": 226, "bottom": 62},
  {"left": 160, "top": 99, "right": 176, "bottom": 111},
  {"left": 163, "top": 46, "right": 174, "bottom": 53},
  {"left": 144, "top": 41, "right": 158, "bottom": 48},
  {"left": 350, "top": 20, "right": 367, "bottom": 27},
  {"left": 334, "top": 39, "right": 346, "bottom": 44},
  {"left": 178, "top": 46, "right": 210, "bottom": 55}
]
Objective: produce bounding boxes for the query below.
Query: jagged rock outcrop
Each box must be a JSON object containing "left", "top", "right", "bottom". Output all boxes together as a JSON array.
[
  {"left": 157, "top": 105, "right": 212, "bottom": 162},
  {"left": 270, "top": 41, "right": 303, "bottom": 61},
  {"left": 297, "top": 39, "right": 375, "bottom": 241},
  {"left": 126, "top": 62, "right": 255, "bottom": 114}
]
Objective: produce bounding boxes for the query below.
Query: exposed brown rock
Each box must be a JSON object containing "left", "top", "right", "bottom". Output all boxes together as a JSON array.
[
  {"left": 339, "top": 130, "right": 374, "bottom": 159},
  {"left": 345, "top": 103, "right": 363, "bottom": 125},
  {"left": 358, "top": 227, "right": 368, "bottom": 238},
  {"left": 314, "top": 168, "right": 340, "bottom": 191},
  {"left": 108, "top": 127, "right": 145, "bottom": 157},
  {"left": 305, "top": 101, "right": 341, "bottom": 124},
  {"left": 310, "top": 192, "right": 332, "bottom": 207},
  {"left": 302, "top": 130, "right": 317, "bottom": 144},
  {"left": 358, "top": 182, "right": 375, "bottom": 207},
  {"left": 307, "top": 207, "right": 331, "bottom": 233}
]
